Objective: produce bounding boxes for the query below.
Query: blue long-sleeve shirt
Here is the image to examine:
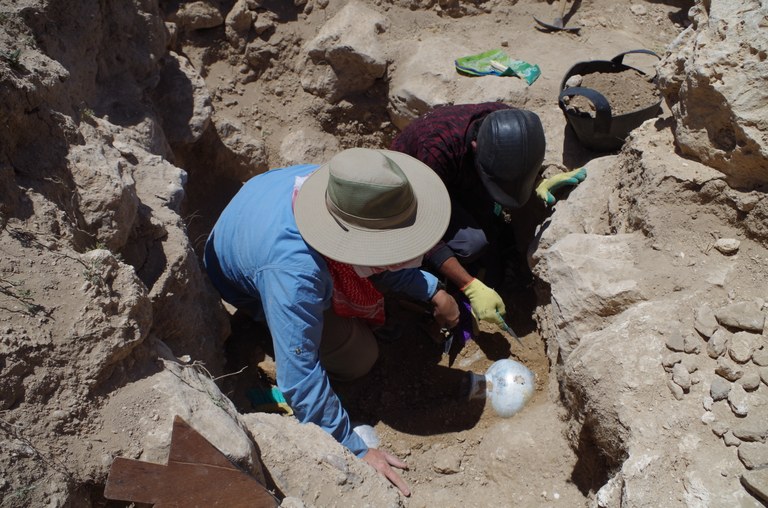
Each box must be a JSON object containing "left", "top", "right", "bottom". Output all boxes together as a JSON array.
[{"left": 203, "top": 164, "right": 439, "bottom": 457}]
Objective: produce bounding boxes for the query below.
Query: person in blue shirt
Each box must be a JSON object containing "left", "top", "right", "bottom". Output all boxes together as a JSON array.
[{"left": 204, "top": 147, "right": 459, "bottom": 496}]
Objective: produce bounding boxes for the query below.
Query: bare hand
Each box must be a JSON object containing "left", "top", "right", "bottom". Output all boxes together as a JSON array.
[
  {"left": 361, "top": 448, "right": 411, "bottom": 497},
  {"left": 431, "top": 289, "right": 460, "bottom": 328}
]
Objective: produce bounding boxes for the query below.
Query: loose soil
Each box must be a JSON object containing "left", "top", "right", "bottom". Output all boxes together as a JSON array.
[{"left": 565, "top": 67, "right": 661, "bottom": 116}]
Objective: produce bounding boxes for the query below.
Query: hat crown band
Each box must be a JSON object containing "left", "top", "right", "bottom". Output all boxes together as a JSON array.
[{"left": 326, "top": 151, "right": 417, "bottom": 230}]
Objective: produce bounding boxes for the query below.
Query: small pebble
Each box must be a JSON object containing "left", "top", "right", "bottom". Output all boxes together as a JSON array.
[
  {"left": 728, "top": 384, "right": 750, "bottom": 417},
  {"left": 717, "top": 356, "right": 744, "bottom": 381},
  {"left": 683, "top": 334, "right": 701, "bottom": 354},
  {"left": 666, "top": 330, "right": 686, "bottom": 352},
  {"left": 710, "top": 377, "right": 731, "bottom": 401},
  {"left": 672, "top": 363, "right": 692, "bottom": 391},
  {"left": 752, "top": 348, "right": 768, "bottom": 367},
  {"left": 564, "top": 74, "right": 583, "bottom": 88},
  {"left": 714, "top": 238, "right": 740, "bottom": 255},
  {"left": 711, "top": 421, "right": 729, "bottom": 437},
  {"left": 667, "top": 379, "right": 684, "bottom": 400},
  {"left": 724, "top": 431, "right": 741, "bottom": 447},
  {"left": 707, "top": 329, "right": 729, "bottom": 359},
  {"left": 739, "top": 371, "right": 761, "bottom": 391},
  {"left": 694, "top": 305, "right": 719, "bottom": 338}
]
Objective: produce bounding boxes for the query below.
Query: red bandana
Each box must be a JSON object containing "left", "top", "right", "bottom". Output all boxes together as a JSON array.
[
  {"left": 323, "top": 257, "right": 386, "bottom": 326},
  {"left": 292, "top": 174, "right": 385, "bottom": 326}
]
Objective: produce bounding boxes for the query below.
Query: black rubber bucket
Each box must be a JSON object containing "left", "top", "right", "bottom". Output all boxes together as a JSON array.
[{"left": 558, "top": 49, "right": 662, "bottom": 152}]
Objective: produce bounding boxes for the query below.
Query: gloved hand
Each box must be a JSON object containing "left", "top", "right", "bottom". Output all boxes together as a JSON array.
[
  {"left": 461, "top": 278, "right": 505, "bottom": 325},
  {"left": 535, "top": 167, "right": 587, "bottom": 206}
]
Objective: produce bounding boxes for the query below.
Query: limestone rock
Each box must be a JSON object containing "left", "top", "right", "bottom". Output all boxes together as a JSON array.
[
  {"left": 729, "top": 331, "right": 760, "bottom": 364},
  {"left": 241, "top": 413, "right": 401, "bottom": 506},
  {"left": 170, "top": 1, "right": 224, "bottom": 31},
  {"left": 683, "top": 334, "right": 701, "bottom": 354},
  {"left": 707, "top": 328, "right": 730, "bottom": 359},
  {"left": 433, "top": 447, "right": 463, "bottom": 475},
  {"left": 532, "top": 233, "right": 645, "bottom": 360},
  {"left": 733, "top": 422, "right": 768, "bottom": 443},
  {"left": 728, "top": 383, "right": 749, "bottom": 417},
  {"left": 67, "top": 127, "right": 139, "bottom": 251},
  {"left": 98, "top": 361, "right": 265, "bottom": 481},
  {"left": 724, "top": 431, "right": 741, "bottom": 447},
  {"left": 694, "top": 304, "right": 719, "bottom": 338},
  {"left": 672, "top": 363, "right": 691, "bottom": 392},
  {"left": 742, "top": 468, "right": 768, "bottom": 504},
  {"left": 225, "top": 0, "right": 255, "bottom": 50},
  {"left": 386, "top": 36, "right": 527, "bottom": 130},
  {"left": 711, "top": 421, "right": 729, "bottom": 437},
  {"left": 278, "top": 128, "right": 341, "bottom": 167},
  {"left": 657, "top": 0, "right": 768, "bottom": 187},
  {"left": 715, "top": 301, "right": 766, "bottom": 333},
  {"left": 662, "top": 353, "right": 684, "bottom": 369},
  {"left": 300, "top": 1, "right": 389, "bottom": 103},
  {"left": 710, "top": 377, "right": 731, "bottom": 401},
  {"left": 211, "top": 117, "right": 268, "bottom": 180},
  {"left": 151, "top": 52, "right": 213, "bottom": 145},
  {"left": 714, "top": 238, "right": 740, "bottom": 255},
  {"left": 738, "top": 442, "right": 768, "bottom": 470},
  {"left": 753, "top": 347, "right": 768, "bottom": 367},
  {"left": 740, "top": 371, "right": 762, "bottom": 392},
  {"left": 665, "top": 329, "right": 685, "bottom": 352},
  {"left": 717, "top": 356, "right": 744, "bottom": 381}
]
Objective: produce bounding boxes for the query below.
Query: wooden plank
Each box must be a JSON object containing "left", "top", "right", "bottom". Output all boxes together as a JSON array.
[
  {"left": 168, "top": 415, "right": 238, "bottom": 470},
  {"left": 104, "top": 416, "right": 278, "bottom": 507}
]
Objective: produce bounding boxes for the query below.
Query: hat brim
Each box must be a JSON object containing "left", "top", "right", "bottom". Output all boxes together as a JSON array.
[
  {"left": 294, "top": 149, "right": 450, "bottom": 266},
  {"left": 477, "top": 167, "right": 534, "bottom": 210}
]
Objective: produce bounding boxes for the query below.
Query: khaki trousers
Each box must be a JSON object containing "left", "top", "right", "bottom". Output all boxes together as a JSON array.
[{"left": 319, "top": 310, "right": 379, "bottom": 381}]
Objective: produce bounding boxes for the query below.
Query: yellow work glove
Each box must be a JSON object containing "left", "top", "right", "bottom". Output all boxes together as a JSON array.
[
  {"left": 461, "top": 278, "right": 505, "bottom": 325},
  {"left": 535, "top": 167, "right": 587, "bottom": 206}
]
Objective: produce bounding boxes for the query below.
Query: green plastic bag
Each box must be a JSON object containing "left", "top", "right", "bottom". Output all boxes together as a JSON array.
[{"left": 455, "top": 49, "right": 541, "bottom": 86}]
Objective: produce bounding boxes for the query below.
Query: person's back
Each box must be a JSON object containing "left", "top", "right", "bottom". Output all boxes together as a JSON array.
[{"left": 204, "top": 164, "right": 329, "bottom": 319}]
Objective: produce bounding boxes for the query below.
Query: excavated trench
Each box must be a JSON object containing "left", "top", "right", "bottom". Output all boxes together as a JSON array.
[{"left": 179, "top": 124, "right": 612, "bottom": 503}]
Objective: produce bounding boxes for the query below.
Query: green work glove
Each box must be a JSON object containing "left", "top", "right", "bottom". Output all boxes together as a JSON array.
[
  {"left": 461, "top": 278, "right": 506, "bottom": 325},
  {"left": 535, "top": 167, "right": 587, "bottom": 206}
]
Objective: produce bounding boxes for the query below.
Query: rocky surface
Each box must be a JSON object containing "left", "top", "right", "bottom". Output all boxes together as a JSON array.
[{"left": 1, "top": 0, "right": 767, "bottom": 507}]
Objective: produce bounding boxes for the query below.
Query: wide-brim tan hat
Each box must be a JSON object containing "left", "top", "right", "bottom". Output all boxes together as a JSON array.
[{"left": 294, "top": 148, "right": 450, "bottom": 267}]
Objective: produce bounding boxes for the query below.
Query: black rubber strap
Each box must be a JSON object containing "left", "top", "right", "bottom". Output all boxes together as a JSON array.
[
  {"left": 610, "top": 49, "right": 661, "bottom": 66},
  {"left": 558, "top": 86, "right": 612, "bottom": 135}
]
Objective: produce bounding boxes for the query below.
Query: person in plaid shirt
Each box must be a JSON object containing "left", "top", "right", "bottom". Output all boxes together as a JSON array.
[{"left": 390, "top": 103, "right": 546, "bottom": 327}]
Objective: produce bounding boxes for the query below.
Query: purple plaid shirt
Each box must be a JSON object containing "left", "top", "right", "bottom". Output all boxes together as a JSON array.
[
  {"left": 390, "top": 103, "right": 512, "bottom": 267},
  {"left": 390, "top": 103, "right": 510, "bottom": 200}
]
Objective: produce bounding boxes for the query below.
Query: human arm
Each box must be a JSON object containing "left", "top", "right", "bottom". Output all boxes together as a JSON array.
[
  {"left": 260, "top": 267, "right": 368, "bottom": 456},
  {"left": 370, "top": 268, "right": 458, "bottom": 328}
]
